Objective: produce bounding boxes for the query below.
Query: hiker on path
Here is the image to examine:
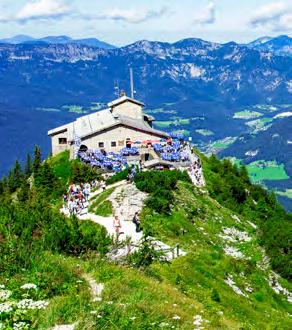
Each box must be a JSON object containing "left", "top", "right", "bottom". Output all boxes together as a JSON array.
[
  {"left": 101, "top": 181, "right": 106, "bottom": 192},
  {"left": 132, "top": 212, "right": 141, "bottom": 232},
  {"left": 83, "top": 186, "right": 90, "bottom": 201},
  {"left": 113, "top": 215, "right": 121, "bottom": 240}
]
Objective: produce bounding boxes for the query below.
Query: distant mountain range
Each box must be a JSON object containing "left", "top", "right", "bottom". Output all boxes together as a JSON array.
[
  {"left": 0, "top": 35, "right": 291, "bottom": 207},
  {"left": 247, "top": 35, "right": 292, "bottom": 57},
  {"left": 0, "top": 34, "right": 116, "bottom": 49},
  {"left": 0, "top": 34, "right": 291, "bottom": 56}
]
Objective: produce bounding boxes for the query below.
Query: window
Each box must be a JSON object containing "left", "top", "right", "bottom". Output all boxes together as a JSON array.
[
  {"left": 111, "top": 141, "right": 117, "bottom": 147},
  {"left": 118, "top": 140, "right": 124, "bottom": 147},
  {"left": 58, "top": 138, "right": 67, "bottom": 145},
  {"left": 126, "top": 138, "right": 131, "bottom": 141},
  {"left": 98, "top": 142, "right": 104, "bottom": 148}
]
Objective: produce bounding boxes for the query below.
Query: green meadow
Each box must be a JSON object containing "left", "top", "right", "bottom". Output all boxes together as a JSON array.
[
  {"left": 237, "top": 160, "right": 289, "bottom": 183},
  {"left": 233, "top": 110, "right": 263, "bottom": 119},
  {"left": 196, "top": 129, "right": 214, "bottom": 136},
  {"left": 62, "top": 105, "right": 86, "bottom": 114}
]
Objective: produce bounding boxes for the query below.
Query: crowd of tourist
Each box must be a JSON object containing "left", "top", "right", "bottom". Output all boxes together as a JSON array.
[
  {"left": 77, "top": 132, "right": 192, "bottom": 173},
  {"left": 188, "top": 157, "right": 204, "bottom": 186},
  {"left": 64, "top": 181, "right": 97, "bottom": 216}
]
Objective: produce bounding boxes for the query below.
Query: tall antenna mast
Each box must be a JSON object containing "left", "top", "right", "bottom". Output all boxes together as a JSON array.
[{"left": 130, "top": 68, "right": 134, "bottom": 99}]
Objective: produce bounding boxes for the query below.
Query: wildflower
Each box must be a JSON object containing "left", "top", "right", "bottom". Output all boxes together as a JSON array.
[
  {"left": 90, "top": 310, "right": 97, "bottom": 314},
  {"left": 0, "top": 290, "right": 12, "bottom": 301},
  {"left": 20, "top": 283, "right": 37, "bottom": 290},
  {"left": 130, "top": 317, "right": 136, "bottom": 320},
  {"left": 172, "top": 314, "right": 181, "bottom": 320},
  {"left": 97, "top": 314, "right": 102, "bottom": 318},
  {"left": 223, "top": 246, "right": 244, "bottom": 259},
  {"left": 107, "top": 301, "right": 113, "bottom": 305},
  {"left": 13, "top": 322, "right": 30, "bottom": 330},
  {"left": 193, "top": 315, "right": 203, "bottom": 326},
  {"left": 0, "top": 302, "right": 14, "bottom": 314},
  {"left": 0, "top": 285, "right": 5, "bottom": 289},
  {"left": 173, "top": 303, "right": 177, "bottom": 307},
  {"left": 16, "top": 299, "right": 49, "bottom": 310},
  {"left": 76, "top": 280, "right": 83, "bottom": 284},
  {"left": 245, "top": 286, "right": 253, "bottom": 293}
]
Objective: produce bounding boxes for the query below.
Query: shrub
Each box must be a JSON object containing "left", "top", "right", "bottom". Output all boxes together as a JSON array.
[
  {"left": 106, "top": 168, "right": 129, "bottom": 185},
  {"left": 70, "top": 161, "right": 101, "bottom": 184},
  {"left": 135, "top": 170, "right": 190, "bottom": 214},
  {"left": 95, "top": 200, "right": 113, "bottom": 217},
  {"left": 127, "top": 236, "right": 165, "bottom": 268},
  {"left": 211, "top": 289, "right": 221, "bottom": 302}
]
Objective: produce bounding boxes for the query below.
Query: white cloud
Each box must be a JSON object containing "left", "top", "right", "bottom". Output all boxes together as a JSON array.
[
  {"left": 194, "top": 1, "right": 216, "bottom": 25},
  {"left": 249, "top": 2, "right": 292, "bottom": 31},
  {"left": 87, "top": 7, "right": 168, "bottom": 24},
  {"left": 15, "top": 0, "right": 70, "bottom": 22}
]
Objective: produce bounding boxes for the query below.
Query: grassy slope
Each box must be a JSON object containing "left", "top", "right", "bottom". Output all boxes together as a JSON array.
[
  {"left": 37, "top": 183, "right": 290, "bottom": 329},
  {"left": 2, "top": 151, "right": 291, "bottom": 329},
  {"left": 139, "top": 182, "right": 291, "bottom": 329},
  {"left": 47, "top": 153, "right": 291, "bottom": 329}
]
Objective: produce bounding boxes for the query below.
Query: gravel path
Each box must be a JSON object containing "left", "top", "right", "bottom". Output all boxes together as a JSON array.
[{"left": 62, "top": 181, "right": 186, "bottom": 260}]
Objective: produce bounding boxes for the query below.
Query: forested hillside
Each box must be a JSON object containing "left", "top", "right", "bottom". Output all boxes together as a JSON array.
[{"left": 0, "top": 149, "right": 291, "bottom": 329}]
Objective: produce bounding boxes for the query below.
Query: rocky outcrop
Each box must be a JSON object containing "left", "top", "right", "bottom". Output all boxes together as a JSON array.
[{"left": 108, "top": 184, "right": 148, "bottom": 221}]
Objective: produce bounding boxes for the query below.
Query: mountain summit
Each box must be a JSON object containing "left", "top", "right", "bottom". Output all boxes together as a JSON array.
[{"left": 0, "top": 34, "right": 116, "bottom": 49}]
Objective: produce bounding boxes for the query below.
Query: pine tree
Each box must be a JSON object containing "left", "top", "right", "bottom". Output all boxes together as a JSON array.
[
  {"left": 239, "top": 165, "right": 250, "bottom": 184},
  {"left": 7, "top": 160, "right": 23, "bottom": 192},
  {"left": 24, "top": 153, "right": 33, "bottom": 177},
  {"left": 33, "top": 146, "right": 41, "bottom": 173},
  {"left": 34, "top": 161, "right": 56, "bottom": 191},
  {"left": 18, "top": 180, "right": 30, "bottom": 202},
  {"left": 0, "top": 180, "right": 4, "bottom": 195}
]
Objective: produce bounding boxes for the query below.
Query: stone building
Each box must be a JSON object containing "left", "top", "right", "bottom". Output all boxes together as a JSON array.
[{"left": 48, "top": 94, "right": 169, "bottom": 159}]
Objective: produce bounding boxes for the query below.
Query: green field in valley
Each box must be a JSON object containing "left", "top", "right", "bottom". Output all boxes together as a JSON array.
[
  {"left": 233, "top": 110, "right": 263, "bottom": 119},
  {"left": 196, "top": 129, "right": 214, "bottom": 136},
  {"left": 155, "top": 118, "right": 190, "bottom": 129},
  {"left": 276, "top": 189, "right": 292, "bottom": 199},
  {"left": 235, "top": 160, "right": 289, "bottom": 183},
  {"left": 155, "top": 121, "right": 173, "bottom": 128},
  {"left": 62, "top": 105, "right": 86, "bottom": 114},
  {"left": 245, "top": 118, "right": 273, "bottom": 133},
  {"left": 145, "top": 108, "right": 177, "bottom": 114}
]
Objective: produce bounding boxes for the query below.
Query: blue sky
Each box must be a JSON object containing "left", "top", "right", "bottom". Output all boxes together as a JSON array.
[{"left": 0, "top": 0, "right": 291, "bottom": 45}]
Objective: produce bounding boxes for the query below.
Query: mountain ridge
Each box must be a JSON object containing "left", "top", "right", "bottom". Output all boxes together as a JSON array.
[
  {"left": 0, "top": 34, "right": 116, "bottom": 49},
  {"left": 1, "top": 34, "right": 290, "bottom": 51}
]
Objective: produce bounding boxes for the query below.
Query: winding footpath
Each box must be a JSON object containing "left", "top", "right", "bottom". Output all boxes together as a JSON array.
[{"left": 61, "top": 180, "right": 186, "bottom": 260}]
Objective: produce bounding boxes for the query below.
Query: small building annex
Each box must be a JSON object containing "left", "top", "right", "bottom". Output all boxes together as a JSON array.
[{"left": 48, "top": 94, "right": 169, "bottom": 159}]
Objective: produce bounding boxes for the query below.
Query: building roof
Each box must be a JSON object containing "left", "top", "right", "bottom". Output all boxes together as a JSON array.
[
  {"left": 48, "top": 108, "right": 168, "bottom": 140},
  {"left": 108, "top": 95, "right": 145, "bottom": 108}
]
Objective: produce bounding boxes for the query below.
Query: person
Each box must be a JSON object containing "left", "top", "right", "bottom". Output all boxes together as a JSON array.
[
  {"left": 83, "top": 186, "right": 90, "bottom": 201},
  {"left": 63, "top": 193, "right": 68, "bottom": 209},
  {"left": 139, "top": 160, "right": 143, "bottom": 172},
  {"left": 101, "top": 181, "right": 106, "bottom": 192},
  {"left": 113, "top": 215, "right": 121, "bottom": 239},
  {"left": 68, "top": 198, "right": 78, "bottom": 216},
  {"left": 132, "top": 212, "right": 141, "bottom": 232}
]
